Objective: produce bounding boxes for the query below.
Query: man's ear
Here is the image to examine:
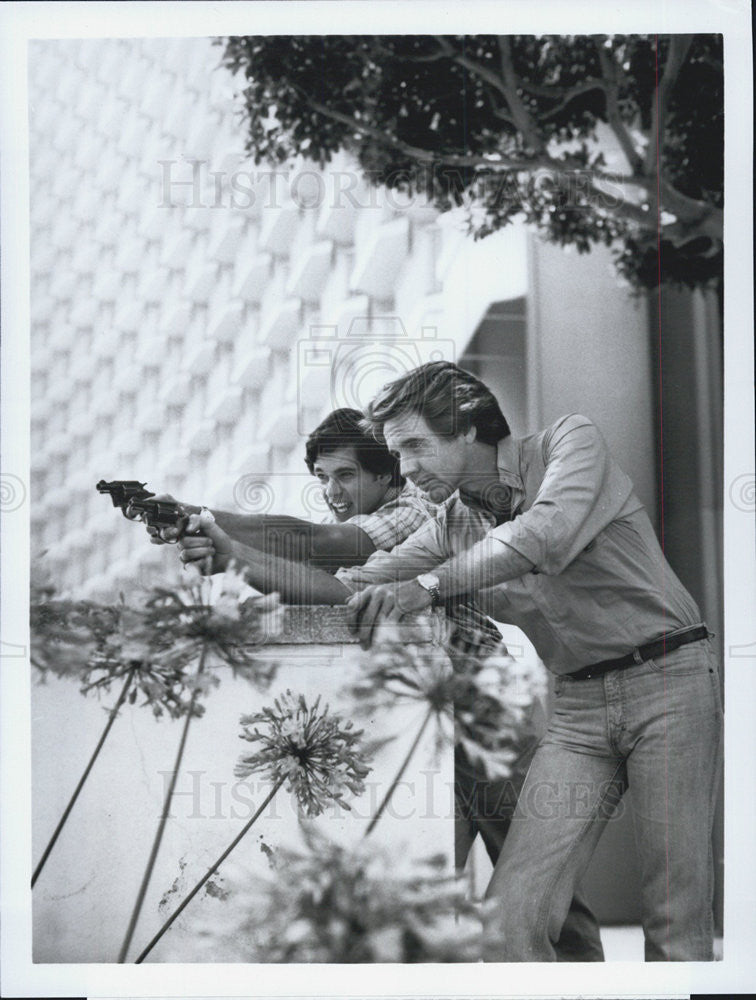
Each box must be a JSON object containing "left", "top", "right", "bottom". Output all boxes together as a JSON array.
[{"left": 377, "top": 470, "right": 393, "bottom": 486}]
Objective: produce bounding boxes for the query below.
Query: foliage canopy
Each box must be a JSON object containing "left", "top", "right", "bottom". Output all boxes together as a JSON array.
[{"left": 221, "top": 34, "right": 723, "bottom": 290}]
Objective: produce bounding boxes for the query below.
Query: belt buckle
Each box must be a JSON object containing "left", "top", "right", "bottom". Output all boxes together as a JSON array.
[{"left": 632, "top": 648, "right": 644, "bottom": 665}]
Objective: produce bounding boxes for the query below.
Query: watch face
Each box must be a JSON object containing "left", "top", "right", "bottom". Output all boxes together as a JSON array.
[{"left": 417, "top": 573, "right": 440, "bottom": 591}]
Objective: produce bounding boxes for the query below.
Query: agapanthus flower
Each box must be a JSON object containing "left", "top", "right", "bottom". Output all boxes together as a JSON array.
[
  {"left": 348, "top": 611, "right": 540, "bottom": 779},
  {"left": 136, "top": 568, "right": 281, "bottom": 677},
  {"left": 30, "top": 581, "right": 121, "bottom": 673},
  {"left": 29, "top": 571, "right": 281, "bottom": 718},
  {"left": 451, "top": 651, "right": 540, "bottom": 779},
  {"left": 234, "top": 691, "right": 372, "bottom": 816},
  {"left": 184, "top": 824, "right": 483, "bottom": 963}
]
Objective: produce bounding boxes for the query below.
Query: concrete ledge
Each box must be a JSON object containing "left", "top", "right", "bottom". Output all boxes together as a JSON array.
[
  {"left": 264, "top": 604, "right": 360, "bottom": 645},
  {"left": 262, "top": 605, "right": 439, "bottom": 646}
]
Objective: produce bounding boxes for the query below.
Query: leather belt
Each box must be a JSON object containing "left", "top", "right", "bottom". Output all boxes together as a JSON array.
[{"left": 567, "top": 625, "right": 709, "bottom": 681}]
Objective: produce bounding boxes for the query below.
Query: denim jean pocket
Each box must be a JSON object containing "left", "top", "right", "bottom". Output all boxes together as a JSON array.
[{"left": 646, "top": 639, "right": 712, "bottom": 677}]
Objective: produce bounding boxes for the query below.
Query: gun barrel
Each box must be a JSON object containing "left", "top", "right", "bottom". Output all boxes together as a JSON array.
[{"left": 96, "top": 480, "right": 154, "bottom": 509}]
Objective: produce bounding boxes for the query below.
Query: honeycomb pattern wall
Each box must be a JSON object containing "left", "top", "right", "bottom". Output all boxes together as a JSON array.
[{"left": 28, "top": 37, "right": 527, "bottom": 599}]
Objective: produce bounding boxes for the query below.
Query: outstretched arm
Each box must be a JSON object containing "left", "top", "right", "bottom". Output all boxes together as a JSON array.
[
  {"left": 213, "top": 512, "right": 376, "bottom": 570},
  {"left": 345, "top": 536, "right": 534, "bottom": 647},
  {"left": 347, "top": 417, "right": 626, "bottom": 645},
  {"left": 179, "top": 515, "right": 351, "bottom": 605},
  {"left": 146, "top": 495, "right": 376, "bottom": 570}
]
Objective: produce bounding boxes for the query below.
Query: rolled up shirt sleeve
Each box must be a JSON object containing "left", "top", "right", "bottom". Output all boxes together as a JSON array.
[
  {"left": 335, "top": 517, "right": 450, "bottom": 593},
  {"left": 489, "top": 415, "right": 635, "bottom": 575},
  {"left": 348, "top": 491, "right": 433, "bottom": 551}
]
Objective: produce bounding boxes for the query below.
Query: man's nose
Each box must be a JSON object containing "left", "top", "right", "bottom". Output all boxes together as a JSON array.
[
  {"left": 325, "top": 479, "right": 342, "bottom": 500},
  {"left": 399, "top": 455, "right": 418, "bottom": 478}
]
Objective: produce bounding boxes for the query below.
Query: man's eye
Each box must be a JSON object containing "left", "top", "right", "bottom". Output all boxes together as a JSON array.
[{"left": 316, "top": 475, "right": 328, "bottom": 484}]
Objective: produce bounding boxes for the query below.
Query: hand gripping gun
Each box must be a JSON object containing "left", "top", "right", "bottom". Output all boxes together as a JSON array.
[
  {"left": 96, "top": 480, "right": 214, "bottom": 572},
  {"left": 128, "top": 497, "right": 215, "bottom": 575},
  {"left": 125, "top": 497, "right": 186, "bottom": 535}
]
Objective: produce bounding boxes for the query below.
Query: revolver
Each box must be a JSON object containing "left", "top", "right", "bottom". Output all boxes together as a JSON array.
[
  {"left": 128, "top": 498, "right": 212, "bottom": 572},
  {"left": 96, "top": 479, "right": 155, "bottom": 517},
  {"left": 125, "top": 497, "right": 186, "bottom": 535}
]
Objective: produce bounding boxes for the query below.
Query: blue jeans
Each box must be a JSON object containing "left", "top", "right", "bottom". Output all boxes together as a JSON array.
[
  {"left": 484, "top": 639, "right": 723, "bottom": 961},
  {"left": 455, "top": 699, "right": 605, "bottom": 961}
]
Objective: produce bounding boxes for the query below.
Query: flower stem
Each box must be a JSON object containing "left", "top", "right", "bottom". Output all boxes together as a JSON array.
[
  {"left": 31, "top": 664, "right": 137, "bottom": 889},
  {"left": 364, "top": 705, "right": 434, "bottom": 838},
  {"left": 117, "top": 645, "right": 207, "bottom": 963},
  {"left": 133, "top": 776, "right": 285, "bottom": 964}
]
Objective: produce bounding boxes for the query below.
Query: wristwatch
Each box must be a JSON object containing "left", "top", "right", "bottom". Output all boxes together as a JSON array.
[{"left": 415, "top": 573, "right": 442, "bottom": 608}]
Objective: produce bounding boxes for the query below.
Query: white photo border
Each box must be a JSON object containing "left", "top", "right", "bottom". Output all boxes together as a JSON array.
[{"left": 1, "top": 1, "right": 753, "bottom": 997}]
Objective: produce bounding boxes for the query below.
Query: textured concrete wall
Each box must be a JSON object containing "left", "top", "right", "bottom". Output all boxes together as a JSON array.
[{"left": 28, "top": 37, "right": 529, "bottom": 602}]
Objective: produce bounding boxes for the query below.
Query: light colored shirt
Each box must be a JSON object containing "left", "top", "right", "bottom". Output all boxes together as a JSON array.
[{"left": 336, "top": 414, "right": 702, "bottom": 674}]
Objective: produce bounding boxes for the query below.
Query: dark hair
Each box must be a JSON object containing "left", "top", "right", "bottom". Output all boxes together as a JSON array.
[
  {"left": 304, "top": 408, "right": 403, "bottom": 487},
  {"left": 363, "top": 361, "right": 510, "bottom": 446}
]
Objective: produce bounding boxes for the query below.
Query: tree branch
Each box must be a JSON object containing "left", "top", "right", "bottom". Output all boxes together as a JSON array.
[
  {"left": 585, "top": 178, "right": 722, "bottom": 245},
  {"left": 658, "top": 221, "right": 722, "bottom": 250},
  {"left": 373, "top": 38, "right": 450, "bottom": 64},
  {"left": 284, "top": 79, "right": 691, "bottom": 239},
  {"left": 479, "top": 86, "right": 517, "bottom": 128},
  {"left": 517, "top": 75, "right": 606, "bottom": 101},
  {"left": 305, "top": 95, "right": 649, "bottom": 195},
  {"left": 305, "top": 94, "right": 523, "bottom": 170},
  {"left": 431, "top": 36, "right": 517, "bottom": 128},
  {"left": 595, "top": 37, "right": 644, "bottom": 174},
  {"left": 587, "top": 168, "right": 649, "bottom": 190},
  {"left": 538, "top": 79, "right": 608, "bottom": 121},
  {"left": 497, "top": 36, "right": 545, "bottom": 152},
  {"left": 438, "top": 38, "right": 507, "bottom": 99},
  {"left": 644, "top": 35, "right": 694, "bottom": 176},
  {"left": 660, "top": 179, "right": 723, "bottom": 240},
  {"left": 583, "top": 181, "right": 655, "bottom": 230}
]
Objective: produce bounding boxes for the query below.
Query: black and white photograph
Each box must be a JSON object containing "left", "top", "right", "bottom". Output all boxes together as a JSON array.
[{"left": 1, "top": 1, "right": 753, "bottom": 997}]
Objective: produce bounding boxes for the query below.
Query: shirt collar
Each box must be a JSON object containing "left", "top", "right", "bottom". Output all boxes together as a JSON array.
[
  {"left": 381, "top": 484, "right": 404, "bottom": 504},
  {"left": 454, "top": 437, "right": 523, "bottom": 522},
  {"left": 496, "top": 434, "right": 524, "bottom": 490}
]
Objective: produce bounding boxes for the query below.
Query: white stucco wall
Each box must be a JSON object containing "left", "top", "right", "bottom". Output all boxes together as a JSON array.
[{"left": 32, "top": 633, "right": 454, "bottom": 963}]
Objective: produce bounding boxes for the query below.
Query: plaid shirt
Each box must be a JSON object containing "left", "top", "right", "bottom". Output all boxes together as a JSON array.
[
  {"left": 443, "top": 598, "right": 505, "bottom": 663},
  {"left": 346, "top": 481, "right": 436, "bottom": 551},
  {"left": 338, "top": 483, "right": 505, "bottom": 662}
]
